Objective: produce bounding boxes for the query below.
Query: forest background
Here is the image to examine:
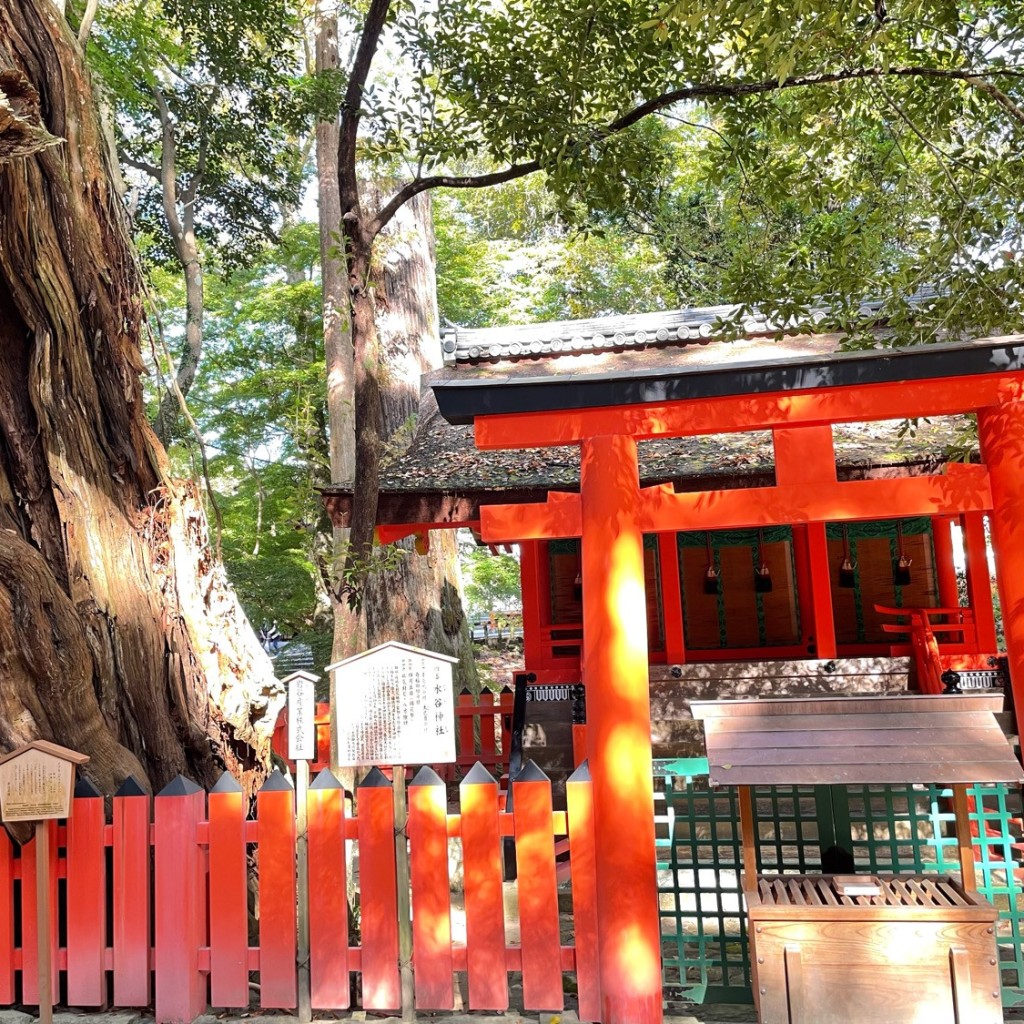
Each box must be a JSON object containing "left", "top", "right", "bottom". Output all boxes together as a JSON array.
[
  {"left": 1, "top": 0, "right": 1021, "bottom": 797},
  {"left": 87, "top": 0, "right": 1024, "bottom": 677}
]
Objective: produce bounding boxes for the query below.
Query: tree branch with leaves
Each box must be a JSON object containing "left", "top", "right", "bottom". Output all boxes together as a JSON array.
[{"left": 328, "top": 0, "right": 1024, "bottom": 608}]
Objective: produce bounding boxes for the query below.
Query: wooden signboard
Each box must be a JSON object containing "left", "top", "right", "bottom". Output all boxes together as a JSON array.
[
  {"left": 0, "top": 741, "right": 89, "bottom": 1024},
  {"left": 326, "top": 641, "right": 458, "bottom": 769},
  {"left": 326, "top": 642, "right": 458, "bottom": 1019},
  {"left": 0, "top": 740, "right": 88, "bottom": 821},
  {"left": 286, "top": 670, "right": 318, "bottom": 762}
]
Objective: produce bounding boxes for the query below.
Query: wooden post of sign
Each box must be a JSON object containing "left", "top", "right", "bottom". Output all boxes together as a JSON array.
[
  {"left": 36, "top": 820, "right": 52, "bottom": 1024},
  {"left": 0, "top": 741, "right": 89, "bottom": 1024},
  {"left": 393, "top": 765, "right": 415, "bottom": 1021},
  {"left": 283, "top": 670, "right": 318, "bottom": 1024},
  {"left": 296, "top": 756, "right": 311, "bottom": 1023},
  {"left": 324, "top": 643, "right": 460, "bottom": 1021},
  {"left": 738, "top": 785, "right": 759, "bottom": 893}
]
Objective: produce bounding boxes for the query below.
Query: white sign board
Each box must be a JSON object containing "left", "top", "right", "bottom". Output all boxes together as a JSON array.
[
  {"left": 328, "top": 642, "right": 457, "bottom": 768},
  {"left": 287, "top": 672, "right": 317, "bottom": 761}
]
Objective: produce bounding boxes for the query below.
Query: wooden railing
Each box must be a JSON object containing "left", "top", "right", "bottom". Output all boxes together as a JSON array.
[
  {"left": 0, "top": 765, "right": 598, "bottom": 1022},
  {"left": 875, "top": 605, "right": 978, "bottom": 694},
  {"left": 272, "top": 687, "right": 515, "bottom": 781}
]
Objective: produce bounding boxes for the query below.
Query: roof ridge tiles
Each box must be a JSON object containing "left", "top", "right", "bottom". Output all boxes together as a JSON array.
[{"left": 440, "top": 290, "right": 940, "bottom": 365}]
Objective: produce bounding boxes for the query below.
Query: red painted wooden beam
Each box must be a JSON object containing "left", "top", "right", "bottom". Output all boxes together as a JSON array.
[
  {"left": 580, "top": 435, "right": 662, "bottom": 1024},
  {"left": 635, "top": 464, "right": 991, "bottom": 534},
  {"left": 475, "top": 373, "right": 1024, "bottom": 450},
  {"left": 479, "top": 464, "right": 991, "bottom": 544},
  {"left": 978, "top": 400, "right": 1024, "bottom": 741},
  {"left": 481, "top": 491, "right": 581, "bottom": 542}
]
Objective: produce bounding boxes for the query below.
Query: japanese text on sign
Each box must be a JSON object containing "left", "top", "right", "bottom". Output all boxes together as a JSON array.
[
  {"left": 0, "top": 752, "right": 71, "bottom": 821},
  {"left": 334, "top": 647, "right": 455, "bottom": 767},
  {"left": 288, "top": 674, "right": 316, "bottom": 761}
]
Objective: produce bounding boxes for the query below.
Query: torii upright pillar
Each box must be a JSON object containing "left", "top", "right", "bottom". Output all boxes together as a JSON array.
[
  {"left": 580, "top": 434, "right": 663, "bottom": 1024},
  {"left": 978, "top": 394, "right": 1024, "bottom": 739}
]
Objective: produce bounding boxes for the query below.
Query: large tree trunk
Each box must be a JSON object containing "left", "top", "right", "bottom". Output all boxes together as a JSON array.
[
  {"left": 363, "top": 191, "right": 477, "bottom": 689},
  {"left": 0, "top": 0, "right": 280, "bottom": 802},
  {"left": 314, "top": 0, "right": 363, "bottom": 664}
]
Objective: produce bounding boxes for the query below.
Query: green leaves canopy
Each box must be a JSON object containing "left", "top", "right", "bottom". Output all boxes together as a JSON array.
[
  {"left": 87, "top": 0, "right": 307, "bottom": 269},
  {"left": 382, "top": 0, "right": 1024, "bottom": 339}
]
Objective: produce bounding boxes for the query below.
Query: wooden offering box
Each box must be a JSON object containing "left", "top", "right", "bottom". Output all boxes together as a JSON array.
[
  {"left": 749, "top": 874, "right": 1000, "bottom": 1024},
  {"left": 691, "top": 694, "right": 1024, "bottom": 1024}
]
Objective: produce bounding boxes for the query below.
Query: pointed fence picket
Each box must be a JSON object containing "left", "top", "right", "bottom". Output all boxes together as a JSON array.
[
  {"left": 357, "top": 767, "right": 401, "bottom": 1010},
  {"left": 208, "top": 773, "right": 248, "bottom": 1008},
  {"left": 0, "top": 830, "right": 12, "bottom": 1004},
  {"left": 510, "top": 763, "right": 564, "bottom": 1011},
  {"left": 256, "top": 772, "right": 297, "bottom": 1008},
  {"left": 0, "top": 758, "right": 596, "bottom": 1023},
  {"left": 307, "top": 770, "right": 348, "bottom": 1009},
  {"left": 408, "top": 767, "right": 453, "bottom": 1009},
  {"left": 566, "top": 761, "right": 601, "bottom": 1024},
  {"left": 460, "top": 764, "right": 508, "bottom": 1010},
  {"left": 65, "top": 778, "right": 105, "bottom": 1007},
  {"left": 114, "top": 777, "right": 151, "bottom": 1007},
  {"left": 154, "top": 777, "right": 206, "bottom": 1024}
]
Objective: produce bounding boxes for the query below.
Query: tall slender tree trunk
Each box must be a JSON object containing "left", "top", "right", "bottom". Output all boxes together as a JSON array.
[
  {"left": 363, "top": 191, "right": 476, "bottom": 688},
  {"left": 151, "top": 87, "right": 205, "bottom": 446},
  {"left": 0, "top": 0, "right": 280, "bottom": 801},
  {"left": 315, "top": 0, "right": 363, "bottom": 664}
]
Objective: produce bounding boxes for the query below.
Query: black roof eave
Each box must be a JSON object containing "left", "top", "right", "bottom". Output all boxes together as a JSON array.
[{"left": 431, "top": 336, "right": 1024, "bottom": 426}]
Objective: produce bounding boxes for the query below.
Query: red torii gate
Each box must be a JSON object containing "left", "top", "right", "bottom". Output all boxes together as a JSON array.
[{"left": 431, "top": 342, "right": 1024, "bottom": 1024}]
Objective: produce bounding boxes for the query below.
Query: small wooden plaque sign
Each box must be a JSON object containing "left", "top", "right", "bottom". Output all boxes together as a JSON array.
[{"left": 0, "top": 741, "right": 89, "bottom": 822}]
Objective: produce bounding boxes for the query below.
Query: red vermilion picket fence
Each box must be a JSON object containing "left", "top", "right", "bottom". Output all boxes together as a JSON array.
[
  {"left": 0, "top": 762, "right": 597, "bottom": 1024},
  {"left": 272, "top": 688, "right": 515, "bottom": 781}
]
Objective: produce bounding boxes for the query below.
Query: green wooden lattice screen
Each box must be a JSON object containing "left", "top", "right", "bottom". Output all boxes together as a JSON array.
[{"left": 655, "top": 769, "right": 1024, "bottom": 1008}]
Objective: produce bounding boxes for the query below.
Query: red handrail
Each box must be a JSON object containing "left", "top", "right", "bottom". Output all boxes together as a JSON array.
[{"left": 874, "top": 605, "right": 976, "bottom": 693}]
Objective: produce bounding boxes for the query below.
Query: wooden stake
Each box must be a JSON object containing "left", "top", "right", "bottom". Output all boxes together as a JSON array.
[
  {"left": 295, "top": 759, "right": 311, "bottom": 1023},
  {"left": 951, "top": 783, "right": 977, "bottom": 892},
  {"left": 393, "top": 766, "right": 415, "bottom": 1020},
  {"left": 738, "top": 786, "right": 759, "bottom": 893},
  {"left": 36, "top": 820, "right": 52, "bottom": 1024}
]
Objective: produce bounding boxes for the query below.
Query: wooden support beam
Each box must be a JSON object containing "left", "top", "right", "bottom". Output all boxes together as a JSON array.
[
  {"left": 518, "top": 541, "right": 548, "bottom": 669},
  {"left": 961, "top": 512, "right": 998, "bottom": 652},
  {"left": 657, "top": 533, "right": 687, "bottom": 664},
  {"left": 805, "top": 522, "right": 837, "bottom": 660},
  {"left": 978, "top": 400, "right": 1024, "bottom": 742},
  {"left": 772, "top": 426, "right": 837, "bottom": 486},
  {"left": 931, "top": 516, "right": 961, "bottom": 612},
  {"left": 738, "top": 786, "right": 759, "bottom": 893},
  {"left": 480, "top": 491, "right": 581, "bottom": 542},
  {"left": 481, "top": 467, "right": 991, "bottom": 544},
  {"left": 951, "top": 783, "right": 977, "bottom": 892},
  {"left": 635, "top": 467, "right": 991, "bottom": 536}
]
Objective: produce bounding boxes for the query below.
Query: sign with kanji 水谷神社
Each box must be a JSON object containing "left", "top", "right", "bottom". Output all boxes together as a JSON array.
[{"left": 326, "top": 641, "right": 457, "bottom": 768}]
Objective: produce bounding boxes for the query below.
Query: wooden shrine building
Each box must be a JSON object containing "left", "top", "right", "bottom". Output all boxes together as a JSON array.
[{"left": 322, "top": 303, "right": 1024, "bottom": 1024}]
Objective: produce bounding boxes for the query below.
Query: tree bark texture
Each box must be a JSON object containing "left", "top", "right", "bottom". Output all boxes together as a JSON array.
[
  {"left": 314, "top": 0, "right": 363, "bottom": 663},
  {"left": 363, "top": 191, "right": 476, "bottom": 689},
  {"left": 0, "top": 0, "right": 281, "bottom": 803}
]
